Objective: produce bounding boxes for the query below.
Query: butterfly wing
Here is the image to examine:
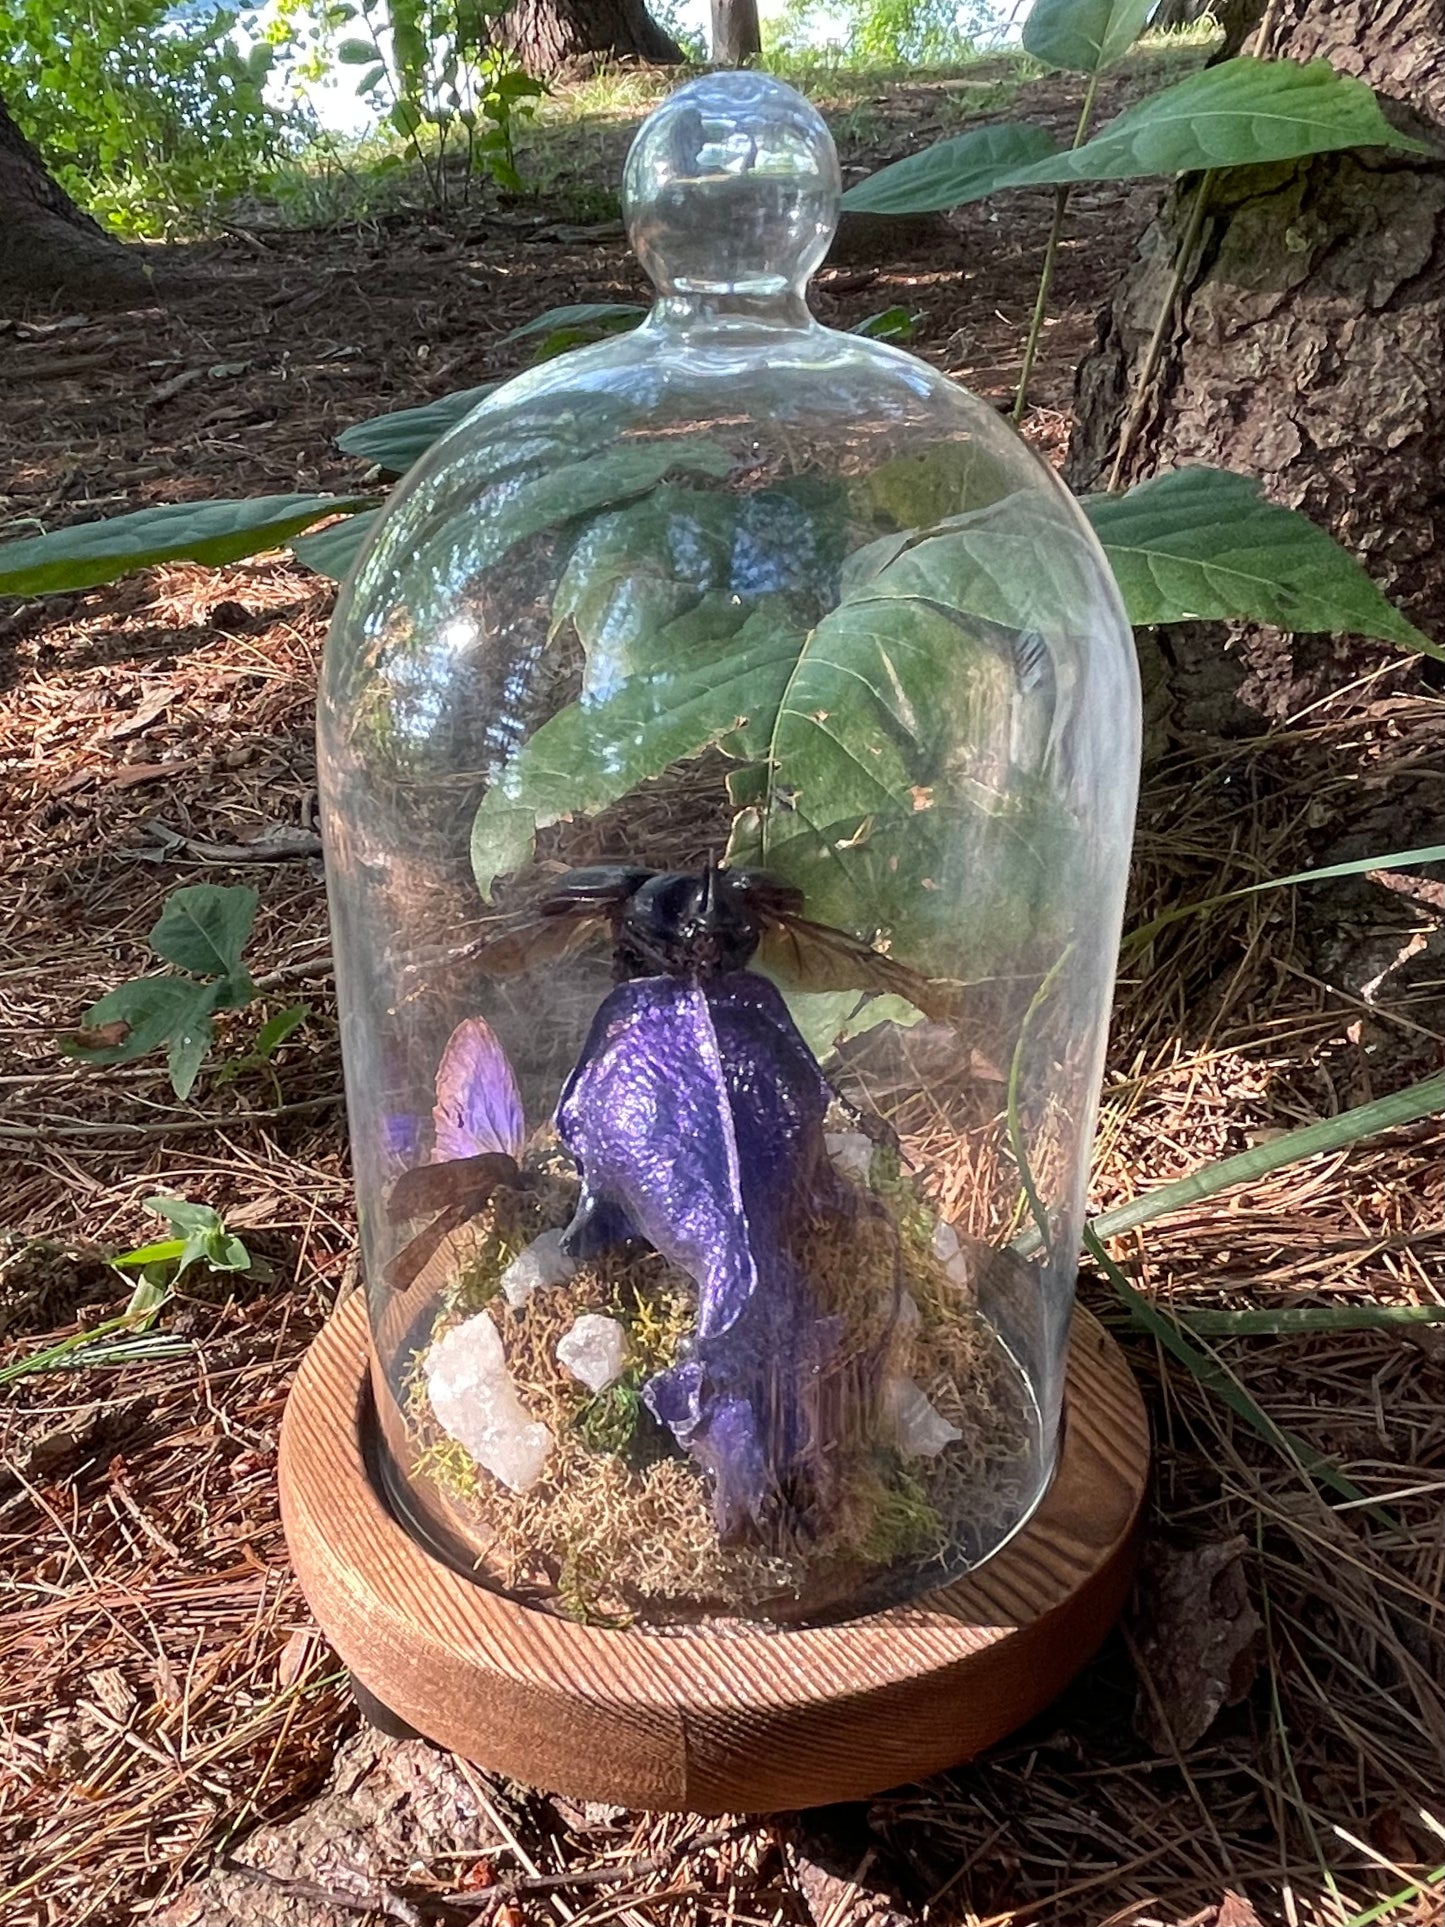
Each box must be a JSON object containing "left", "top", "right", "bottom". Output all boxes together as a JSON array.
[{"left": 432, "top": 1015, "right": 525, "bottom": 1162}]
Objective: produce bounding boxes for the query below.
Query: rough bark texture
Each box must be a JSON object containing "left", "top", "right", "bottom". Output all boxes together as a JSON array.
[
  {"left": 1067, "top": 0, "right": 1444, "bottom": 737},
  {"left": 712, "top": 0, "right": 762, "bottom": 65},
  {"left": 0, "top": 92, "right": 150, "bottom": 311},
  {"left": 497, "top": 0, "right": 685, "bottom": 77}
]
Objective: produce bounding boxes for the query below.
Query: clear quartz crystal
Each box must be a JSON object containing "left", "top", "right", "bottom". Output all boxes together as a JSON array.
[
  {"left": 556, "top": 1314, "right": 629, "bottom": 1393},
  {"left": 499, "top": 1228, "right": 577, "bottom": 1309},
  {"left": 426, "top": 1313, "right": 553, "bottom": 1491}
]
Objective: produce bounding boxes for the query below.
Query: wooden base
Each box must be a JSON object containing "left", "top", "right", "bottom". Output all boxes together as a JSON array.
[{"left": 280, "top": 1292, "right": 1148, "bottom": 1813}]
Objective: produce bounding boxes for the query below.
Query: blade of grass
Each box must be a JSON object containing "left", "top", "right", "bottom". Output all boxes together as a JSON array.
[
  {"left": 1339, "top": 1868, "right": 1445, "bottom": 1927},
  {"left": 1015, "top": 1072, "right": 1444, "bottom": 1258},
  {"left": 1171, "top": 1304, "right": 1444, "bottom": 1335},
  {"left": 1124, "top": 843, "right": 1444, "bottom": 952},
  {"left": 1083, "top": 1227, "right": 1386, "bottom": 1516}
]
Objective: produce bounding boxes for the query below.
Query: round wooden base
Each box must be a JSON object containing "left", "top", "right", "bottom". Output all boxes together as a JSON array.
[{"left": 279, "top": 1291, "right": 1148, "bottom": 1813}]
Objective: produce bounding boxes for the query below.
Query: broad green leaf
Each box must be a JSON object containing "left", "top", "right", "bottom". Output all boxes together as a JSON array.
[
  {"left": 61, "top": 977, "right": 211, "bottom": 1066},
  {"left": 840, "top": 121, "right": 1058, "bottom": 214},
  {"left": 500, "top": 303, "right": 647, "bottom": 343},
  {"left": 336, "top": 384, "right": 498, "bottom": 470},
  {"left": 1000, "top": 57, "right": 1432, "bottom": 189},
  {"left": 1085, "top": 467, "right": 1440, "bottom": 657},
  {"left": 336, "top": 35, "right": 378, "bottom": 60},
  {"left": 146, "top": 1197, "right": 226, "bottom": 1235},
  {"left": 1022, "top": 0, "right": 1156, "bottom": 74},
  {"left": 254, "top": 1002, "right": 310, "bottom": 1056},
  {"left": 291, "top": 508, "right": 380, "bottom": 580},
  {"left": 0, "top": 493, "right": 373, "bottom": 599},
  {"left": 167, "top": 1014, "right": 215, "bottom": 1099},
  {"left": 419, "top": 438, "right": 734, "bottom": 610},
  {"left": 148, "top": 884, "right": 257, "bottom": 977},
  {"left": 471, "top": 600, "right": 791, "bottom": 898},
  {"left": 550, "top": 485, "right": 736, "bottom": 690}
]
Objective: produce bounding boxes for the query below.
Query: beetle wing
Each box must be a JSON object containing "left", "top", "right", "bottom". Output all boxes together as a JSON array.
[{"left": 755, "top": 913, "right": 959, "bottom": 1024}]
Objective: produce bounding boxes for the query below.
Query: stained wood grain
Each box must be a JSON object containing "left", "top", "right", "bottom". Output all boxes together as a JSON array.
[{"left": 280, "top": 1292, "right": 1148, "bottom": 1812}]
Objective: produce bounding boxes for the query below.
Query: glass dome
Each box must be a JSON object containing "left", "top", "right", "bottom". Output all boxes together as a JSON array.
[{"left": 317, "top": 71, "right": 1140, "bottom": 1629}]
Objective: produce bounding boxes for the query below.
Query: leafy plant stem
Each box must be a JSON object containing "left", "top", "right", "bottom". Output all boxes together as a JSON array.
[
  {"left": 1106, "top": 165, "right": 1216, "bottom": 492},
  {"left": 1012, "top": 69, "right": 1101, "bottom": 423}
]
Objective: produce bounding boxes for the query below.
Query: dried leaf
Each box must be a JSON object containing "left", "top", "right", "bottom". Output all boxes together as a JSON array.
[{"left": 1131, "top": 1537, "right": 1262, "bottom": 1751}]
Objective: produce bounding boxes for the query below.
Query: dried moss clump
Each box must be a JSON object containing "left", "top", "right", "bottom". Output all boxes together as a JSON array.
[{"left": 401, "top": 1155, "right": 1039, "bottom": 1626}]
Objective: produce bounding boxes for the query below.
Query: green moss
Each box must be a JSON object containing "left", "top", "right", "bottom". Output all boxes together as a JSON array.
[
  {"left": 851, "top": 1463, "right": 946, "bottom": 1566},
  {"left": 572, "top": 1378, "right": 643, "bottom": 1456}
]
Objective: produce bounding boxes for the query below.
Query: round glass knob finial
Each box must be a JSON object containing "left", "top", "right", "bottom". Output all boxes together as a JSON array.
[{"left": 623, "top": 71, "right": 841, "bottom": 302}]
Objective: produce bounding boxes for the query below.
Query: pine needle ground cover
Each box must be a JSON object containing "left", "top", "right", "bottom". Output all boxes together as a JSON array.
[{"left": 1, "top": 63, "right": 1440, "bottom": 1927}]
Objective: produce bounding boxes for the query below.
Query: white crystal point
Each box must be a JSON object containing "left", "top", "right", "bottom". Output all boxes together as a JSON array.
[
  {"left": 499, "top": 1227, "right": 576, "bottom": 1309},
  {"left": 825, "top": 1130, "right": 873, "bottom": 1183},
  {"left": 425, "top": 1312, "right": 553, "bottom": 1491},
  {"left": 930, "top": 1217, "right": 974, "bottom": 1287},
  {"left": 884, "top": 1375, "right": 962, "bottom": 1458},
  {"left": 556, "top": 1313, "right": 628, "bottom": 1393},
  {"left": 895, "top": 1290, "right": 922, "bottom": 1334}
]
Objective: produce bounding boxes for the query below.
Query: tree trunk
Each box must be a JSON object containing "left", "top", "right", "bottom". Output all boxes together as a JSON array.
[
  {"left": 712, "top": 0, "right": 762, "bottom": 65},
  {"left": 497, "top": 0, "right": 684, "bottom": 77},
  {"left": 0, "top": 92, "right": 150, "bottom": 311},
  {"left": 1067, "top": 0, "right": 1444, "bottom": 735}
]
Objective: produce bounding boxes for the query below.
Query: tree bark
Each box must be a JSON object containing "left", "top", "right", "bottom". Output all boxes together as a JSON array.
[
  {"left": 0, "top": 92, "right": 150, "bottom": 311},
  {"left": 712, "top": 0, "right": 762, "bottom": 65},
  {"left": 497, "top": 0, "right": 685, "bottom": 77},
  {"left": 1067, "top": 0, "right": 1444, "bottom": 735}
]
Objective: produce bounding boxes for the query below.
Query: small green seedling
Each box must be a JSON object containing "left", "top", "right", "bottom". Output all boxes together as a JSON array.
[
  {"left": 61, "top": 883, "right": 307, "bottom": 1099},
  {"left": 110, "top": 1195, "right": 253, "bottom": 1294},
  {"left": 0, "top": 1201, "right": 253, "bottom": 1387}
]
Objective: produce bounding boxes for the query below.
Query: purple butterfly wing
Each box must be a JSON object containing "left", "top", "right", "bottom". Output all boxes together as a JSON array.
[{"left": 432, "top": 1017, "right": 525, "bottom": 1162}]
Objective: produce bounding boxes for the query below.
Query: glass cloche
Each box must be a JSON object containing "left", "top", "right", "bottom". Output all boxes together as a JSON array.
[{"left": 317, "top": 71, "right": 1140, "bottom": 1630}]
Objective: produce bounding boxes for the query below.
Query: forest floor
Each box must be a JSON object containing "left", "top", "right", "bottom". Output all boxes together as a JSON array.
[{"left": 1, "top": 51, "right": 1442, "bottom": 1927}]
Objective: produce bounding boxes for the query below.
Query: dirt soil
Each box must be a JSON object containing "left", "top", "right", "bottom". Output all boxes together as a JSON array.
[{"left": 1, "top": 59, "right": 1442, "bottom": 1927}]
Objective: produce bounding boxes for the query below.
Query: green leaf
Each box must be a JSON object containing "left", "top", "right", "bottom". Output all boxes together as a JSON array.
[
  {"left": 148, "top": 884, "right": 257, "bottom": 977},
  {"left": 419, "top": 438, "right": 734, "bottom": 615},
  {"left": 1000, "top": 57, "right": 1433, "bottom": 189},
  {"left": 1085, "top": 467, "right": 1440, "bottom": 657},
  {"left": 61, "top": 976, "right": 213, "bottom": 1067},
  {"left": 290, "top": 508, "right": 380, "bottom": 580},
  {"left": 336, "top": 35, "right": 379, "bottom": 59},
  {"left": 111, "top": 1238, "right": 188, "bottom": 1270},
  {"left": 336, "top": 384, "right": 498, "bottom": 471},
  {"left": 471, "top": 600, "right": 792, "bottom": 898},
  {"left": 123, "top": 1273, "right": 170, "bottom": 1328},
  {"left": 849, "top": 306, "right": 917, "bottom": 341},
  {"left": 500, "top": 303, "right": 647, "bottom": 344},
  {"left": 167, "top": 1012, "right": 215, "bottom": 1099},
  {"left": 549, "top": 484, "right": 736, "bottom": 684},
  {"left": 254, "top": 1002, "right": 310, "bottom": 1057},
  {"left": 0, "top": 493, "right": 374, "bottom": 599},
  {"left": 1022, "top": 0, "right": 1156, "bottom": 74},
  {"left": 840, "top": 121, "right": 1059, "bottom": 214},
  {"left": 146, "top": 1197, "right": 225, "bottom": 1236}
]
